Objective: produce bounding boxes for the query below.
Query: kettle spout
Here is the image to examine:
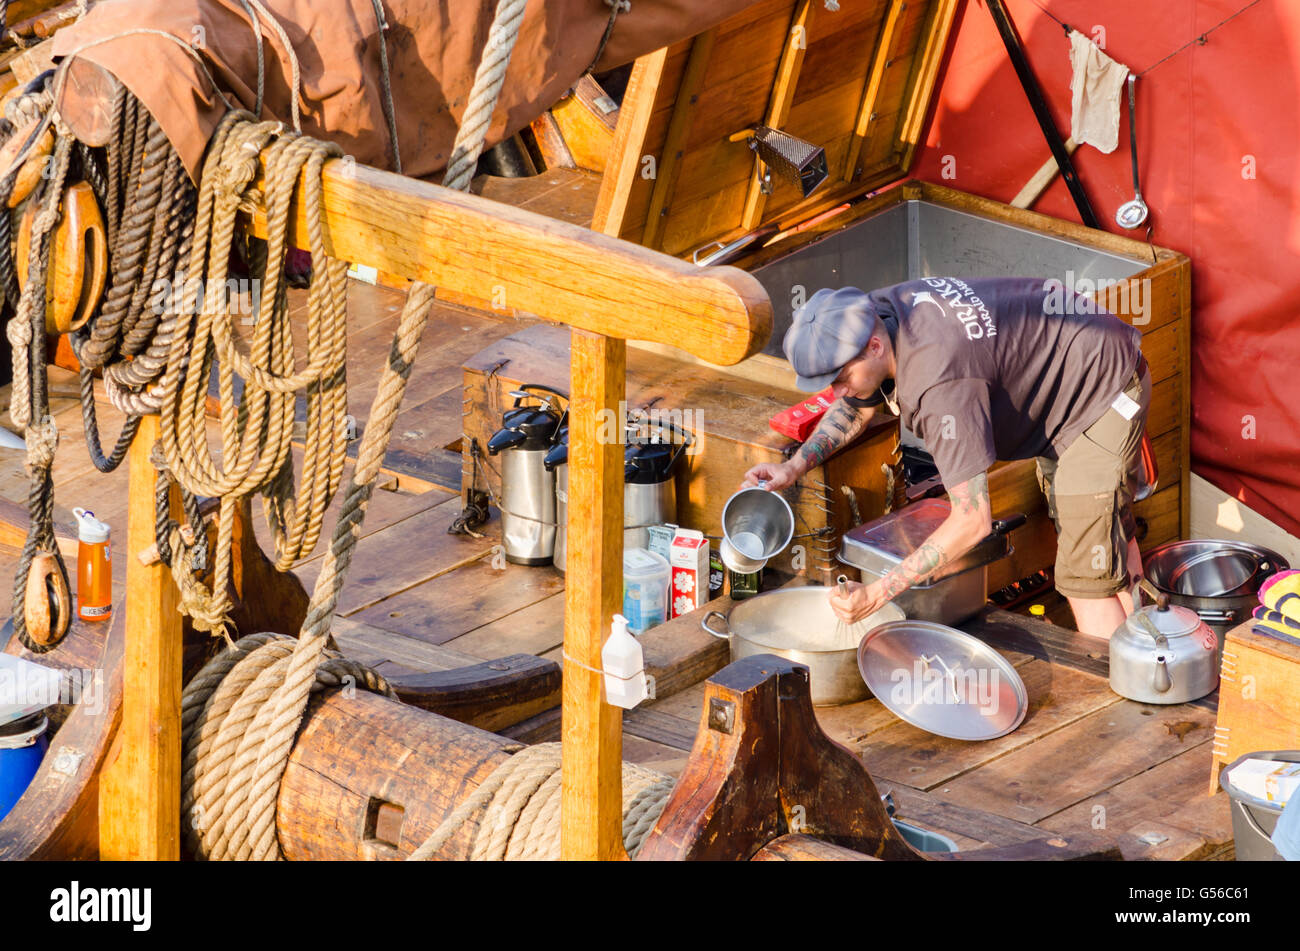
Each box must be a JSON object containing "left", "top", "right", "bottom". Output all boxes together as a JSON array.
[{"left": 1152, "top": 655, "right": 1173, "bottom": 693}]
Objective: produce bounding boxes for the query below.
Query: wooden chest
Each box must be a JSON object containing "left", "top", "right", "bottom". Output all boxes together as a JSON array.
[
  {"left": 1211, "top": 623, "right": 1300, "bottom": 794},
  {"left": 463, "top": 0, "right": 1191, "bottom": 589}
]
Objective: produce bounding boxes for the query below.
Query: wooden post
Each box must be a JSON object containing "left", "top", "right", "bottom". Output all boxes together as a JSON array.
[
  {"left": 98, "top": 414, "right": 183, "bottom": 859},
  {"left": 560, "top": 330, "right": 628, "bottom": 860}
]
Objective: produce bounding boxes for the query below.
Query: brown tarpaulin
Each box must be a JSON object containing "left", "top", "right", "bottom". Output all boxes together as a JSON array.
[{"left": 52, "top": 0, "right": 757, "bottom": 181}]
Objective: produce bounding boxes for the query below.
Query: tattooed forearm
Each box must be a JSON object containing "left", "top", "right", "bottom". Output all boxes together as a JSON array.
[
  {"left": 795, "top": 400, "right": 873, "bottom": 473},
  {"left": 879, "top": 540, "right": 950, "bottom": 598},
  {"left": 948, "top": 472, "right": 989, "bottom": 516}
]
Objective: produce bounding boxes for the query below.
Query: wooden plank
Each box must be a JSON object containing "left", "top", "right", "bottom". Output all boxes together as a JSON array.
[
  {"left": 527, "top": 111, "right": 576, "bottom": 170},
  {"left": 619, "top": 733, "right": 691, "bottom": 778},
  {"left": 549, "top": 74, "right": 620, "bottom": 174},
  {"left": 1039, "top": 740, "right": 1233, "bottom": 861},
  {"left": 623, "top": 707, "right": 698, "bottom": 751},
  {"left": 246, "top": 150, "right": 771, "bottom": 368},
  {"left": 859, "top": 660, "right": 1122, "bottom": 791},
  {"left": 843, "top": 0, "right": 905, "bottom": 180},
  {"left": 936, "top": 699, "right": 1219, "bottom": 825},
  {"left": 439, "top": 592, "right": 566, "bottom": 660},
  {"left": 291, "top": 496, "right": 496, "bottom": 615},
  {"left": 349, "top": 558, "right": 565, "bottom": 646},
  {"left": 967, "top": 607, "right": 1111, "bottom": 674},
  {"left": 640, "top": 28, "right": 716, "bottom": 250},
  {"left": 886, "top": 783, "right": 1058, "bottom": 849},
  {"left": 591, "top": 48, "right": 670, "bottom": 237},
  {"left": 740, "top": 1, "right": 813, "bottom": 230},
  {"left": 560, "top": 330, "right": 627, "bottom": 860},
  {"left": 329, "top": 615, "right": 484, "bottom": 672},
  {"left": 96, "top": 414, "right": 181, "bottom": 860}
]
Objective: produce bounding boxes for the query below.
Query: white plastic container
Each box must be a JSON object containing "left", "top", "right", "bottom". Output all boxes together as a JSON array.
[
  {"left": 622, "top": 547, "right": 670, "bottom": 635},
  {"left": 602, "top": 614, "right": 648, "bottom": 709}
]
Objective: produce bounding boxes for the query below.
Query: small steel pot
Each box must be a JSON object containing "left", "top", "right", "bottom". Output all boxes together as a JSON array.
[{"left": 701, "top": 586, "right": 905, "bottom": 705}]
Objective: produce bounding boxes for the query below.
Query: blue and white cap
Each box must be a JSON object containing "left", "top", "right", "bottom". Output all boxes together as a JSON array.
[{"left": 782, "top": 287, "right": 879, "bottom": 391}]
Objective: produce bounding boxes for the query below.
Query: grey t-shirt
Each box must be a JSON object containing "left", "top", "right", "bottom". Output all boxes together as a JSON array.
[{"left": 866, "top": 277, "right": 1142, "bottom": 489}]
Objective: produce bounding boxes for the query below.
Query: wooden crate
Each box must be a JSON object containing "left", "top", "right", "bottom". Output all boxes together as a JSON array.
[{"left": 1210, "top": 622, "right": 1300, "bottom": 794}]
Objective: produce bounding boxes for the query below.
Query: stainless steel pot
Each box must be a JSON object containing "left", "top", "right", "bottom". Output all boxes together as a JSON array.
[
  {"left": 1109, "top": 580, "right": 1219, "bottom": 704},
  {"left": 1144, "top": 539, "right": 1288, "bottom": 641},
  {"left": 701, "top": 586, "right": 905, "bottom": 705},
  {"left": 838, "top": 501, "right": 1026, "bottom": 625}
]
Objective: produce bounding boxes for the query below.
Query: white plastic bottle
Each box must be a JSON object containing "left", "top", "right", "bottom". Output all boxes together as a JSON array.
[{"left": 602, "top": 614, "right": 648, "bottom": 709}]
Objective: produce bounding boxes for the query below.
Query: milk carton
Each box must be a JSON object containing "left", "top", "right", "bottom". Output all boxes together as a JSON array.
[
  {"left": 1228, "top": 758, "right": 1300, "bottom": 805},
  {"left": 669, "top": 528, "right": 711, "bottom": 618}
]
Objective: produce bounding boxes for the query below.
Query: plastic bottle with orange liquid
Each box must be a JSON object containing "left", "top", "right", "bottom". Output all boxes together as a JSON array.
[{"left": 72, "top": 508, "right": 112, "bottom": 621}]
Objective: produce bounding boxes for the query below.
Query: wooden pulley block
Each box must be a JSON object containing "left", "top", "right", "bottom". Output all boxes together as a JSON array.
[
  {"left": 24, "top": 552, "right": 72, "bottom": 648},
  {"left": 15, "top": 180, "right": 108, "bottom": 335},
  {"left": 0, "top": 118, "right": 56, "bottom": 209}
]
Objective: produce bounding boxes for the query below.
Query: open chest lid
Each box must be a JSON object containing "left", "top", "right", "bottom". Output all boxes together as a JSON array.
[{"left": 596, "top": 0, "right": 961, "bottom": 259}]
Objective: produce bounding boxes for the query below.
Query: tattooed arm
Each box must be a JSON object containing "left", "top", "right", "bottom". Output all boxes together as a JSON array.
[
  {"left": 794, "top": 399, "right": 877, "bottom": 474},
  {"left": 742, "top": 399, "right": 877, "bottom": 490},
  {"left": 830, "top": 472, "right": 994, "bottom": 622}
]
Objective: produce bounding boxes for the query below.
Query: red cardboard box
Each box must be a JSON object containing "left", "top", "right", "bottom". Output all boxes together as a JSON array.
[{"left": 770, "top": 386, "right": 835, "bottom": 442}]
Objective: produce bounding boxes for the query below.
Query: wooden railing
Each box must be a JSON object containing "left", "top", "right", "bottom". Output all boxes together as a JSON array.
[{"left": 97, "top": 157, "right": 773, "bottom": 860}]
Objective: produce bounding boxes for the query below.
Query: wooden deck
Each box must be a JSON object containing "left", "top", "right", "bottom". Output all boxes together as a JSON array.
[{"left": 0, "top": 261, "right": 1232, "bottom": 861}]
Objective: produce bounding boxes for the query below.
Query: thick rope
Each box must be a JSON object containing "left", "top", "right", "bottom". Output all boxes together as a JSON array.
[
  {"left": 441, "top": 0, "right": 528, "bottom": 192},
  {"left": 406, "top": 743, "right": 674, "bottom": 861},
  {"left": 155, "top": 112, "right": 349, "bottom": 633}
]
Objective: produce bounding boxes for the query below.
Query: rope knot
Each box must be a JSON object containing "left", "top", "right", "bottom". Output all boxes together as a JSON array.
[{"left": 24, "top": 416, "right": 59, "bottom": 470}]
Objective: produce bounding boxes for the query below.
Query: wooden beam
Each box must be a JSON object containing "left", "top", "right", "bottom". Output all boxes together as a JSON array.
[
  {"left": 560, "top": 330, "right": 627, "bottom": 861},
  {"left": 641, "top": 29, "right": 716, "bottom": 250},
  {"left": 843, "top": 0, "right": 906, "bottom": 180},
  {"left": 740, "top": 0, "right": 813, "bottom": 230},
  {"left": 247, "top": 130, "right": 770, "bottom": 369},
  {"left": 591, "top": 48, "right": 668, "bottom": 238},
  {"left": 97, "top": 414, "right": 182, "bottom": 860}
]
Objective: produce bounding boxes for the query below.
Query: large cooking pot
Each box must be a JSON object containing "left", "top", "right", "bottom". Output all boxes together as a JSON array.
[
  {"left": 701, "top": 586, "right": 905, "bottom": 705},
  {"left": 1144, "top": 539, "right": 1288, "bottom": 642}
]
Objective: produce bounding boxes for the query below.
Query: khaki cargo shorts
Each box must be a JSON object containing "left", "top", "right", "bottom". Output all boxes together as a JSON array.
[{"left": 1035, "top": 365, "right": 1152, "bottom": 599}]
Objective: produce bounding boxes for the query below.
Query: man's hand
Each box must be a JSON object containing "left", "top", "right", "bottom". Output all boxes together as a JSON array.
[
  {"left": 828, "top": 579, "right": 891, "bottom": 624},
  {"left": 741, "top": 460, "right": 799, "bottom": 491}
]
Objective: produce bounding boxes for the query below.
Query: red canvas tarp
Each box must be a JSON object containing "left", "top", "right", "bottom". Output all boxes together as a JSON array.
[{"left": 909, "top": 0, "right": 1300, "bottom": 536}]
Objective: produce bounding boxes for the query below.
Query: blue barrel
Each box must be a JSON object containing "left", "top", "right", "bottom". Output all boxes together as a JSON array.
[{"left": 0, "top": 715, "right": 49, "bottom": 823}]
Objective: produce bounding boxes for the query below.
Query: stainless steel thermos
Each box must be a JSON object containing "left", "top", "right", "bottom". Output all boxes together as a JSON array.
[{"left": 487, "top": 385, "right": 567, "bottom": 565}]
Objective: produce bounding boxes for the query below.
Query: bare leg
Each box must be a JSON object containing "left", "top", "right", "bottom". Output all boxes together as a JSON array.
[
  {"left": 1067, "top": 594, "right": 1128, "bottom": 640},
  {"left": 1115, "top": 537, "right": 1144, "bottom": 616}
]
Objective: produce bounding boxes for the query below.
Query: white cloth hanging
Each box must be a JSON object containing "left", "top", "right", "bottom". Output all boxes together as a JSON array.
[{"left": 1068, "top": 29, "right": 1131, "bottom": 154}]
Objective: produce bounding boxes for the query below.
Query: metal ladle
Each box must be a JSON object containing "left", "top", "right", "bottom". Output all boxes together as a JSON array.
[{"left": 1116, "top": 74, "right": 1149, "bottom": 229}]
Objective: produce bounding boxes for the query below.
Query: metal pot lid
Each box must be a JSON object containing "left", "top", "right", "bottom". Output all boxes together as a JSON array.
[{"left": 857, "top": 620, "right": 1028, "bottom": 741}]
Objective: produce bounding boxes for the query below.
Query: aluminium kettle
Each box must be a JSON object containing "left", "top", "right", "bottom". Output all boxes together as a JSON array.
[
  {"left": 1109, "top": 579, "right": 1219, "bottom": 704},
  {"left": 487, "top": 384, "right": 566, "bottom": 565}
]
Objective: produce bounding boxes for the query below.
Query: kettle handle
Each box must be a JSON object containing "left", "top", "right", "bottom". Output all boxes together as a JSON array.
[{"left": 1138, "top": 577, "right": 1170, "bottom": 612}]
